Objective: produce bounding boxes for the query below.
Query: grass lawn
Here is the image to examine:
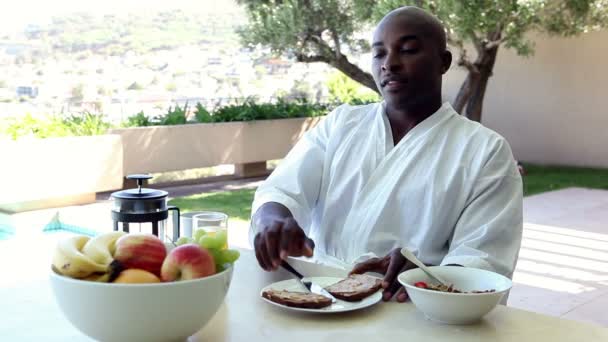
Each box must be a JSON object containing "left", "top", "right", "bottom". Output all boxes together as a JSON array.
[
  {"left": 168, "top": 164, "right": 608, "bottom": 221},
  {"left": 522, "top": 164, "right": 608, "bottom": 196},
  {"left": 168, "top": 188, "right": 256, "bottom": 227}
]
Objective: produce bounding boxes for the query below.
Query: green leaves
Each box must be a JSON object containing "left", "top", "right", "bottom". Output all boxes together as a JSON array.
[
  {"left": 118, "top": 98, "right": 331, "bottom": 129},
  {"left": 241, "top": 0, "right": 606, "bottom": 63},
  {"left": 238, "top": 0, "right": 375, "bottom": 58},
  {"left": 1, "top": 99, "right": 334, "bottom": 139},
  {"left": 326, "top": 71, "right": 380, "bottom": 104},
  {"left": 211, "top": 98, "right": 329, "bottom": 122},
  {"left": 194, "top": 103, "right": 213, "bottom": 123},
  {"left": 371, "top": 0, "right": 607, "bottom": 57},
  {"left": 154, "top": 103, "right": 188, "bottom": 126},
  {"left": 62, "top": 112, "right": 111, "bottom": 136},
  {"left": 540, "top": 0, "right": 608, "bottom": 36},
  {"left": 0, "top": 112, "right": 110, "bottom": 140},
  {"left": 122, "top": 111, "right": 152, "bottom": 127}
]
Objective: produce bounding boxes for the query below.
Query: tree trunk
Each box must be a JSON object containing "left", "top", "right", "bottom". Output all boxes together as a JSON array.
[
  {"left": 331, "top": 55, "right": 379, "bottom": 94},
  {"left": 465, "top": 46, "right": 499, "bottom": 122},
  {"left": 452, "top": 72, "right": 477, "bottom": 113},
  {"left": 451, "top": 46, "right": 499, "bottom": 122}
]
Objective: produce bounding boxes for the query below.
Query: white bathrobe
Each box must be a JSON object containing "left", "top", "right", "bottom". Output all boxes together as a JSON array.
[{"left": 250, "top": 102, "right": 523, "bottom": 278}]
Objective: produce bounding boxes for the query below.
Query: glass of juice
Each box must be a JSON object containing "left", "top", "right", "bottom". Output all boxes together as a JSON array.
[{"left": 192, "top": 211, "right": 228, "bottom": 250}]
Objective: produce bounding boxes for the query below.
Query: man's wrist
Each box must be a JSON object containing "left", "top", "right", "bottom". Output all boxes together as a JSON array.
[{"left": 254, "top": 202, "right": 294, "bottom": 228}]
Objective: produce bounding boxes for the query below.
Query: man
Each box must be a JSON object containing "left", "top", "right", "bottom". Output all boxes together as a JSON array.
[{"left": 249, "top": 6, "right": 523, "bottom": 303}]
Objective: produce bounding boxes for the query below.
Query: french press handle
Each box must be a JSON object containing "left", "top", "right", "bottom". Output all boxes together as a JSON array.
[{"left": 168, "top": 206, "right": 181, "bottom": 242}]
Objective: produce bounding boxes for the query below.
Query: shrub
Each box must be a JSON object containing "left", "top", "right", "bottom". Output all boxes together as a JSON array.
[
  {"left": 154, "top": 103, "right": 188, "bottom": 125},
  {"left": 0, "top": 112, "right": 110, "bottom": 139},
  {"left": 122, "top": 111, "right": 152, "bottom": 127},
  {"left": 326, "top": 71, "right": 380, "bottom": 105},
  {"left": 194, "top": 103, "right": 212, "bottom": 123},
  {"left": 211, "top": 98, "right": 328, "bottom": 122}
]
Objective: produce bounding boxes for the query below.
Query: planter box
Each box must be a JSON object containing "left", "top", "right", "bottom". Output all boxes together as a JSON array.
[
  {"left": 109, "top": 117, "right": 322, "bottom": 176},
  {"left": 0, "top": 117, "right": 321, "bottom": 212},
  {"left": 0, "top": 135, "right": 123, "bottom": 213}
]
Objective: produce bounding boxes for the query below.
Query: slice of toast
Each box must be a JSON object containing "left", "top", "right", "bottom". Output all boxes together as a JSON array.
[
  {"left": 325, "top": 274, "right": 383, "bottom": 302},
  {"left": 262, "top": 289, "right": 333, "bottom": 309}
]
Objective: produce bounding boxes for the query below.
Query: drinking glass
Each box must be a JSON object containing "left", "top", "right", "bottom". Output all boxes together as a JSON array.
[{"left": 192, "top": 211, "right": 228, "bottom": 250}]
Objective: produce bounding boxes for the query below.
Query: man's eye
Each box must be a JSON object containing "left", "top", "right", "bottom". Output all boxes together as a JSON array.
[{"left": 373, "top": 51, "right": 386, "bottom": 58}]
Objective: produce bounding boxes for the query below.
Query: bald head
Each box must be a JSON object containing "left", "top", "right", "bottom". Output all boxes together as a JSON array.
[
  {"left": 370, "top": 6, "right": 452, "bottom": 112},
  {"left": 374, "top": 6, "right": 447, "bottom": 54}
]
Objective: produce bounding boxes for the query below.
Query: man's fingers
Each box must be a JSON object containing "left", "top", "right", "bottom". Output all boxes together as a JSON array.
[
  {"left": 283, "top": 219, "right": 310, "bottom": 257},
  {"left": 383, "top": 249, "right": 406, "bottom": 288},
  {"left": 264, "top": 222, "right": 282, "bottom": 269},
  {"left": 382, "top": 278, "right": 403, "bottom": 302},
  {"left": 253, "top": 234, "right": 266, "bottom": 270},
  {"left": 303, "top": 237, "right": 314, "bottom": 257},
  {"left": 395, "top": 286, "right": 409, "bottom": 303},
  {"left": 254, "top": 234, "right": 272, "bottom": 271},
  {"left": 349, "top": 257, "right": 384, "bottom": 276},
  {"left": 278, "top": 225, "right": 291, "bottom": 260}
]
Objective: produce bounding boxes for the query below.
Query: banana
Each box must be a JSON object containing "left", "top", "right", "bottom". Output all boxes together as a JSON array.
[
  {"left": 82, "top": 231, "right": 126, "bottom": 266},
  {"left": 52, "top": 235, "right": 108, "bottom": 279},
  {"left": 82, "top": 272, "right": 112, "bottom": 282}
]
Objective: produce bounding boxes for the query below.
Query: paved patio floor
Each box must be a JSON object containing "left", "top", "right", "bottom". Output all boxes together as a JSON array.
[
  {"left": 507, "top": 188, "right": 608, "bottom": 327},
  {"left": 2, "top": 185, "right": 607, "bottom": 327}
]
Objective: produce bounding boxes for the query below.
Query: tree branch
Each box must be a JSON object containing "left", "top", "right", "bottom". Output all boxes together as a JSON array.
[
  {"left": 483, "top": 29, "right": 504, "bottom": 50},
  {"left": 295, "top": 53, "right": 329, "bottom": 63},
  {"left": 458, "top": 55, "right": 477, "bottom": 73},
  {"left": 447, "top": 34, "right": 479, "bottom": 74},
  {"left": 331, "top": 29, "right": 342, "bottom": 59},
  {"left": 298, "top": 32, "right": 378, "bottom": 93},
  {"left": 484, "top": 37, "right": 506, "bottom": 50},
  {"left": 468, "top": 31, "right": 484, "bottom": 54}
]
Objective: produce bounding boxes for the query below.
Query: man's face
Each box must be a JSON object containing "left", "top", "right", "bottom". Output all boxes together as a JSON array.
[{"left": 371, "top": 15, "right": 449, "bottom": 109}]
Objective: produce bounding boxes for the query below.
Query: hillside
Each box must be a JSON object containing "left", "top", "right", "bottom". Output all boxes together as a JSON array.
[{"left": 8, "top": 9, "right": 244, "bottom": 58}]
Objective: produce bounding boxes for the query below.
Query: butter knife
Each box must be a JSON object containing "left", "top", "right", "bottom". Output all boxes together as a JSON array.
[{"left": 280, "top": 260, "right": 337, "bottom": 303}]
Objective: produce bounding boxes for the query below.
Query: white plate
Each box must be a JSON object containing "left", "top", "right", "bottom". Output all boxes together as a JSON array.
[{"left": 260, "top": 276, "right": 383, "bottom": 313}]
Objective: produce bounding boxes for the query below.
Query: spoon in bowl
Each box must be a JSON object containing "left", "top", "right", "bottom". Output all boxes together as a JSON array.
[{"left": 401, "top": 248, "right": 450, "bottom": 286}]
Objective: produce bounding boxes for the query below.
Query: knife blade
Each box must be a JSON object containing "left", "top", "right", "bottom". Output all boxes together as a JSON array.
[{"left": 281, "top": 260, "right": 337, "bottom": 303}]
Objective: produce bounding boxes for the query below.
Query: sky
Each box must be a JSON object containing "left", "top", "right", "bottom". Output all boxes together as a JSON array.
[{"left": 0, "top": 0, "right": 241, "bottom": 33}]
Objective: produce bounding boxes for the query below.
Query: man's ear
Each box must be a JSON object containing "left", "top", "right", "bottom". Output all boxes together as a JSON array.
[{"left": 441, "top": 50, "right": 452, "bottom": 74}]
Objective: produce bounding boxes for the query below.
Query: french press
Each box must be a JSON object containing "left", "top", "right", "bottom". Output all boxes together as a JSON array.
[{"left": 110, "top": 174, "right": 181, "bottom": 242}]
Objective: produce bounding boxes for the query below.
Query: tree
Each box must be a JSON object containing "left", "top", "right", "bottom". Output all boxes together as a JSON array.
[
  {"left": 373, "top": 1, "right": 608, "bottom": 121},
  {"left": 237, "top": 0, "right": 608, "bottom": 122},
  {"left": 237, "top": 0, "right": 380, "bottom": 92}
]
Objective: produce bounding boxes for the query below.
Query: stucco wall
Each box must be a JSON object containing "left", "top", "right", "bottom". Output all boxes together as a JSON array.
[
  {"left": 443, "top": 30, "right": 607, "bottom": 168},
  {"left": 0, "top": 135, "right": 123, "bottom": 211}
]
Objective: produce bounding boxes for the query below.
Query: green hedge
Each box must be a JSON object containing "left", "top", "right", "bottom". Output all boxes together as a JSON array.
[
  {"left": 206, "top": 99, "right": 329, "bottom": 123},
  {"left": 1, "top": 97, "right": 375, "bottom": 140},
  {"left": 120, "top": 98, "right": 331, "bottom": 128},
  {"left": 0, "top": 112, "right": 111, "bottom": 140}
]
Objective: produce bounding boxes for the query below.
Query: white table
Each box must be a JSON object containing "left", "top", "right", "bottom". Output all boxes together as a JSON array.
[{"left": 2, "top": 240, "right": 608, "bottom": 341}]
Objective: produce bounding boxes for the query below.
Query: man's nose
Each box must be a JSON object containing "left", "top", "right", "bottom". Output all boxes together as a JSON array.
[{"left": 381, "top": 51, "right": 402, "bottom": 72}]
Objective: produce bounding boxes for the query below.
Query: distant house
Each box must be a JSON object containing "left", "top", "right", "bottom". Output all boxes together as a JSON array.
[
  {"left": 256, "top": 58, "right": 291, "bottom": 75},
  {"left": 16, "top": 86, "right": 38, "bottom": 98},
  {"left": 207, "top": 57, "right": 222, "bottom": 66}
]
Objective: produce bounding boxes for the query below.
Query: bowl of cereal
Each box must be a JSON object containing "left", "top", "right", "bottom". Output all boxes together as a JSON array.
[{"left": 398, "top": 266, "right": 512, "bottom": 325}]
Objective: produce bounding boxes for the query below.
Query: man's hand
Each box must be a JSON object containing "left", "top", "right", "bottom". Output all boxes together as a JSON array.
[
  {"left": 253, "top": 203, "right": 314, "bottom": 271},
  {"left": 349, "top": 247, "right": 416, "bottom": 302}
]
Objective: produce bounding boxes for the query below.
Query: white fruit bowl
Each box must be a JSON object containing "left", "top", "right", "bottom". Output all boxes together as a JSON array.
[
  {"left": 50, "top": 265, "right": 233, "bottom": 342},
  {"left": 398, "top": 266, "right": 512, "bottom": 325}
]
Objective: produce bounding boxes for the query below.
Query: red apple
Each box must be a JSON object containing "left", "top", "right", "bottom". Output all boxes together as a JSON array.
[
  {"left": 112, "top": 233, "right": 167, "bottom": 276},
  {"left": 161, "top": 244, "right": 216, "bottom": 281}
]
